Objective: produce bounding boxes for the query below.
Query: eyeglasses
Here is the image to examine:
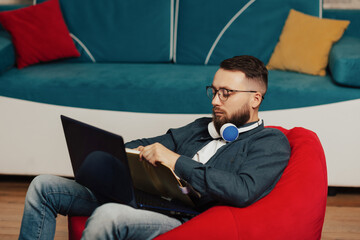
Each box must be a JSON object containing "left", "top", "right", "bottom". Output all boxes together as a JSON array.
[{"left": 206, "top": 86, "right": 261, "bottom": 102}]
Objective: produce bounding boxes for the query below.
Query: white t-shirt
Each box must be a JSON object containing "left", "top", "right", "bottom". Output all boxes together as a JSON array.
[{"left": 192, "top": 139, "right": 227, "bottom": 164}]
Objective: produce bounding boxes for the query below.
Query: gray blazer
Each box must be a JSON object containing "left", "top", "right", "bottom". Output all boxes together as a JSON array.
[{"left": 126, "top": 117, "right": 290, "bottom": 211}]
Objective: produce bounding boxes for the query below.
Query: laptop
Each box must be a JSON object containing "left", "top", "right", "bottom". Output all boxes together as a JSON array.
[{"left": 60, "top": 115, "right": 199, "bottom": 218}]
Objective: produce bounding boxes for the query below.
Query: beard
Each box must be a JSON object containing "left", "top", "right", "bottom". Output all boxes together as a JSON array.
[{"left": 212, "top": 104, "right": 251, "bottom": 135}]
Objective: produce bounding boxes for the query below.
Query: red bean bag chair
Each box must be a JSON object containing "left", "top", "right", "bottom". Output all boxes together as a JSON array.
[{"left": 68, "top": 127, "right": 328, "bottom": 240}]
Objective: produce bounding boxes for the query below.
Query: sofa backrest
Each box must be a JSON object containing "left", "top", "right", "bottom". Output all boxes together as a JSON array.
[
  {"left": 35, "top": 0, "right": 174, "bottom": 63},
  {"left": 3, "top": 0, "right": 326, "bottom": 65},
  {"left": 324, "top": 9, "right": 360, "bottom": 39},
  {"left": 174, "top": 0, "right": 321, "bottom": 65}
]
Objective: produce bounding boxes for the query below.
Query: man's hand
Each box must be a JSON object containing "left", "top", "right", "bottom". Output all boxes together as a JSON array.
[{"left": 136, "top": 143, "right": 180, "bottom": 170}]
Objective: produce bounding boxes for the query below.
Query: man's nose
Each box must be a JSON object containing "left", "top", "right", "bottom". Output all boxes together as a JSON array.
[{"left": 212, "top": 92, "right": 222, "bottom": 106}]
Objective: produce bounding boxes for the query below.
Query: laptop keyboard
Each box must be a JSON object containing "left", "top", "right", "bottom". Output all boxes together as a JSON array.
[
  {"left": 135, "top": 189, "right": 172, "bottom": 207},
  {"left": 134, "top": 189, "right": 199, "bottom": 218}
]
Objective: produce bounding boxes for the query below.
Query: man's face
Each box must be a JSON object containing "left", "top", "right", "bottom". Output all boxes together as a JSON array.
[{"left": 211, "top": 68, "right": 252, "bottom": 133}]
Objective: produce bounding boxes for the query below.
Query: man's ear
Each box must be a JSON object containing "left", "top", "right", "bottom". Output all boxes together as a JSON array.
[{"left": 251, "top": 92, "right": 262, "bottom": 109}]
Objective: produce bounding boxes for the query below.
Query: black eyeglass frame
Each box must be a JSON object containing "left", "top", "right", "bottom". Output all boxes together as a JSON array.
[{"left": 206, "top": 86, "right": 264, "bottom": 101}]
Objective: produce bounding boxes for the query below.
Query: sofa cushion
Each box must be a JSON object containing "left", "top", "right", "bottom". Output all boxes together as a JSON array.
[
  {"left": 267, "top": 9, "right": 349, "bottom": 76},
  {"left": 0, "top": 0, "right": 80, "bottom": 69},
  {"left": 1, "top": 63, "right": 360, "bottom": 114},
  {"left": 175, "top": 0, "right": 320, "bottom": 65},
  {"left": 35, "top": 0, "right": 174, "bottom": 63},
  {"left": 262, "top": 70, "right": 360, "bottom": 111},
  {"left": 329, "top": 36, "right": 360, "bottom": 88},
  {"left": 0, "top": 63, "right": 217, "bottom": 113}
]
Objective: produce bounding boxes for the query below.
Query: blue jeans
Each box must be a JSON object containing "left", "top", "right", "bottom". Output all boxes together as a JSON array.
[{"left": 19, "top": 175, "right": 182, "bottom": 240}]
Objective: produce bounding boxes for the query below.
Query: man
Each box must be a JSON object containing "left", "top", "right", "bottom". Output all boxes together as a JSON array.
[{"left": 19, "top": 55, "right": 290, "bottom": 239}]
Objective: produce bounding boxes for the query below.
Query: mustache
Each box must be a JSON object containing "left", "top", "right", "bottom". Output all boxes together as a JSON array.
[{"left": 213, "top": 107, "right": 225, "bottom": 113}]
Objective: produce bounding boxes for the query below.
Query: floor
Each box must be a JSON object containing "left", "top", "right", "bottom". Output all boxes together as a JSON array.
[
  {"left": 1, "top": 176, "right": 360, "bottom": 239},
  {"left": 322, "top": 187, "right": 360, "bottom": 239}
]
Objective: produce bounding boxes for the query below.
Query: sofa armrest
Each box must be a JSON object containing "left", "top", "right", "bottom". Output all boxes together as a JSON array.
[
  {"left": 0, "top": 31, "right": 15, "bottom": 73},
  {"left": 329, "top": 36, "right": 360, "bottom": 87}
]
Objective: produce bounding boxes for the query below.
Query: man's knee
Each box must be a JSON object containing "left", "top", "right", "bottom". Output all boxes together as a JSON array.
[
  {"left": 83, "top": 204, "right": 181, "bottom": 239},
  {"left": 86, "top": 204, "right": 145, "bottom": 231},
  {"left": 82, "top": 203, "right": 127, "bottom": 239},
  {"left": 27, "top": 175, "right": 58, "bottom": 200},
  {"left": 88, "top": 203, "right": 130, "bottom": 225},
  {"left": 85, "top": 151, "right": 114, "bottom": 164},
  {"left": 24, "top": 174, "right": 69, "bottom": 216},
  {"left": 78, "top": 151, "right": 135, "bottom": 205}
]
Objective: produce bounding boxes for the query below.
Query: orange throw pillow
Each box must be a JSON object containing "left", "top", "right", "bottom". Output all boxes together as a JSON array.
[{"left": 267, "top": 9, "right": 349, "bottom": 76}]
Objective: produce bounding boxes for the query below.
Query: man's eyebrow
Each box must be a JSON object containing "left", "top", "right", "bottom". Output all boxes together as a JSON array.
[{"left": 212, "top": 85, "right": 233, "bottom": 90}]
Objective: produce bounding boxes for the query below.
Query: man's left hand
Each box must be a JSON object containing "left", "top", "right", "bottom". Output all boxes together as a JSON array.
[{"left": 137, "top": 143, "right": 180, "bottom": 170}]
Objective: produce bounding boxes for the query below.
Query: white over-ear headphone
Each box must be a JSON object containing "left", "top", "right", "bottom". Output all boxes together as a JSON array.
[{"left": 208, "top": 119, "right": 263, "bottom": 142}]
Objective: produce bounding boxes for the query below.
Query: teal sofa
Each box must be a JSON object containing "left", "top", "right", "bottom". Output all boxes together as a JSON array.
[
  {"left": 0, "top": 0, "right": 360, "bottom": 187},
  {"left": 1, "top": 0, "right": 360, "bottom": 114}
]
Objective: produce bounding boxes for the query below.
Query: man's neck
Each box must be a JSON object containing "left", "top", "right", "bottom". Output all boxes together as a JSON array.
[{"left": 247, "top": 112, "right": 259, "bottom": 124}]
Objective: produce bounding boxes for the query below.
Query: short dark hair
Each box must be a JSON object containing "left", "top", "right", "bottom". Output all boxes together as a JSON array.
[{"left": 220, "top": 55, "right": 268, "bottom": 96}]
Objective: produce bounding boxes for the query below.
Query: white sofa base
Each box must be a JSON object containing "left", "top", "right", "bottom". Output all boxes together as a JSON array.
[{"left": 1, "top": 96, "right": 359, "bottom": 187}]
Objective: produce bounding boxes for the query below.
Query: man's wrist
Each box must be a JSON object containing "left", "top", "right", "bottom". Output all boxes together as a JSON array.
[{"left": 168, "top": 153, "right": 180, "bottom": 170}]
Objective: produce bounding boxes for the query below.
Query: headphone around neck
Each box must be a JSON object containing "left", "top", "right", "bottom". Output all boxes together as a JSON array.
[{"left": 208, "top": 119, "right": 263, "bottom": 142}]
